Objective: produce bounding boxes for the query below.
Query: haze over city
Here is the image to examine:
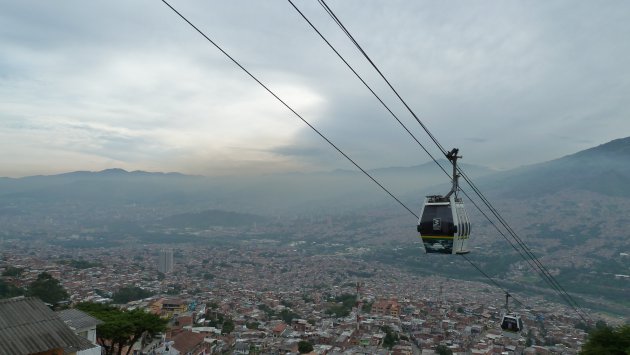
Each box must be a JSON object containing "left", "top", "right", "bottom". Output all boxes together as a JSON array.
[
  {"left": 2, "top": 0, "right": 630, "bottom": 178},
  {"left": 2, "top": 2, "right": 630, "bottom": 354}
]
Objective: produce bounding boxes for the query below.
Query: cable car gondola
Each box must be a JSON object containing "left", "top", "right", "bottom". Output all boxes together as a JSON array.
[
  {"left": 500, "top": 292, "right": 524, "bottom": 338},
  {"left": 417, "top": 148, "right": 470, "bottom": 254}
]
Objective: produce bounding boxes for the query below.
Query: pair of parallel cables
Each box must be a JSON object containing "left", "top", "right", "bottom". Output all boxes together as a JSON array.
[{"left": 160, "top": 0, "right": 591, "bottom": 323}]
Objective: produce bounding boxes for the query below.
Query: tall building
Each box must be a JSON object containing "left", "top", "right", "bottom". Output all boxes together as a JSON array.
[{"left": 158, "top": 249, "right": 174, "bottom": 274}]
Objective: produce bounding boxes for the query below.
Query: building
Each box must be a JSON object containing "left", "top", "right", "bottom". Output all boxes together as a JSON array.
[
  {"left": 158, "top": 249, "right": 174, "bottom": 274},
  {"left": 151, "top": 298, "right": 188, "bottom": 318},
  {"left": 57, "top": 308, "right": 103, "bottom": 345},
  {"left": 0, "top": 297, "right": 98, "bottom": 355},
  {"left": 161, "top": 298, "right": 188, "bottom": 317},
  {"left": 372, "top": 298, "right": 400, "bottom": 317}
]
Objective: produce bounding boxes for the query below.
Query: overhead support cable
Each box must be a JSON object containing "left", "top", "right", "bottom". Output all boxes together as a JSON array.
[
  {"left": 287, "top": 0, "right": 556, "bottom": 308},
  {"left": 306, "top": 0, "right": 591, "bottom": 322},
  {"left": 159, "top": 0, "right": 417, "bottom": 219},
  {"left": 315, "top": 0, "right": 448, "bottom": 156},
  {"left": 159, "top": 0, "right": 520, "bottom": 316},
  {"left": 286, "top": 0, "right": 448, "bottom": 179}
]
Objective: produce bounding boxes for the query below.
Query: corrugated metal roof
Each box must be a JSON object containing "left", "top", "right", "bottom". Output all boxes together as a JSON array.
[
  {"left": 0, "top": 297, "right": 90, "bottom": 355},
  {"left": 56, "top": 308, "right": 103, "bottom": 331}
]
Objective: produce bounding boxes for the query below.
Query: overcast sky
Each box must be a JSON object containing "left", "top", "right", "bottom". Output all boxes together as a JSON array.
[{"left": 1, "top": 0, "right": 629, "bottom": 177}]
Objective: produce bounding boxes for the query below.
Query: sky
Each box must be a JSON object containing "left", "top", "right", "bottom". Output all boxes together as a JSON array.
[{"left": 1, "top": 0, "right": 629, "bottom": 178}]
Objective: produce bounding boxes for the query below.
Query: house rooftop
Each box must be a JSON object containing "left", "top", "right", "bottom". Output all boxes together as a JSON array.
[
  {"left": 0, "top": 297, "right": 94, "bottom": 355},
  {"left": 57, "top": 308, "right": 103, "bottom": 331}
]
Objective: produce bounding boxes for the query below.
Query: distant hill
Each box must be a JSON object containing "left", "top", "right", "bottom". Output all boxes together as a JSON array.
[
  {"left": 2, "top": 136, "right": 629, "bottom": 219},
  {"left": 0, "top": 169, "right": 208, "bottom": 206},
  {"left": 157, "top": 209, "right": 267, "bottom": 229},
  {"left": 0, "top": 162, "right": 495, "bottom": 220},
  {"left": 478, "top": 137, "right": 630, "bottom": 198}
]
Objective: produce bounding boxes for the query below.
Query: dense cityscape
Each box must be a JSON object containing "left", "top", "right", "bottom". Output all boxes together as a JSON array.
[
  {"left": 2, "top": 2, "right": 630, "bottom": 351},
  {"left": 1, "top": 229, "right": 604, "bottom": 354}
]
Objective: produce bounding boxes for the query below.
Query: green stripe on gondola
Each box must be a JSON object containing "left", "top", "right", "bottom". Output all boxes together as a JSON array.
[{"left": 419, "top": 235, "right": 454, "bottom": 239}]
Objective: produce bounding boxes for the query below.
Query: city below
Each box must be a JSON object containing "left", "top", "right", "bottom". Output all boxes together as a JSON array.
[{"left": 1, "top": 231, "right": 605, "bottom": 355}]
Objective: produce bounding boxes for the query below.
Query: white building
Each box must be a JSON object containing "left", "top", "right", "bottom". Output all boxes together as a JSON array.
[{"left": 158, "top": 248, "right": 174, "bottom": 274}]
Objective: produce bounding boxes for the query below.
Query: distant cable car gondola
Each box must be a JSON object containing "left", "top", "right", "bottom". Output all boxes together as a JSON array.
[
  {"left": 501, "top": 292, "right": 524, "bottom": 338},
  {"left": 417, "top": 148, "right": 470, "bottom": 254}
]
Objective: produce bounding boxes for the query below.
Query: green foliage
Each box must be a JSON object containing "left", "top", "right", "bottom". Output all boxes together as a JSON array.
[
  {"left": 27, "top": 272, "right": 68, "bottom": 305},
  {"left": 346, "top": 270, "right": 374, "bottom": 278},
  {"left": 596, "top": 320, "right": 608, "bottom": 329},
  {"left": 203, "top": 273, "right": 215, "bottom": 280},
  {"left": 160, "top": 209, "right": 267, "bottom": 229},
  {"left": 581, "top": 324, "right": 630, "bottom": 355},
  {"left": 298, "top": 340, "right": 314, "bottom": 353},
  {"left": 436, "top": 344, "right": 453, "bottom": 355},
  {"left": 166, "top": 284, "right": 182, "bottom": 295},
  {"left": 246, "top": 321, "right": 259, "bottom": 330},
  {"left": 222, "top": 319, "right": 235, "bottom": 334},
  {"left": 2, "top": 266, "right": 24, "bottom": 277},
  {"left": 111, "top": 286, "right": 153, "bottom": 304},
  {"left": 325, "top": 293, "right": 356, "bottom": 317},
  {"left": 381, "top": 325, "right": 399, "bottom": 349},
  {"left": 302, "top": 294, "right": 314, "bottom": 303},
  {"left": 258, "top": 304, "right": 275, "bottom": 319},
  {"left": 0, "top": 279, "right": 24, "bottom": 299},
  {"left": 157, "top": 272, "right": 165, "bottom": 281},
  {"left": 575, "top": 321, "right": 591, "bottom": 332},
  {"left": 58, "top": 259, "right": 101, "bottom": 269},
  {"left": 280, "top": 309, "right": 300, "bottom": 324},
  {"left": 77, "top": 302, "right": 167, "bottom": 355}
]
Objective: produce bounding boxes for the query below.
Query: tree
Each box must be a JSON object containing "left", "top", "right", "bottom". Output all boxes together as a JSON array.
[
  {"left": 111, "top": 286, "right": 153, "bottom": 304},
  {"left": 280, "top": 309, "right": 300, "bottom": 324},
  {"left": 298, "top": 340, "right": 314, "bottom": 354},
  {"left": 246, "top": 321, "right": 260, "bottom": 330},
  {"left": 0, "top": 279, "right": 24, "bottom": 299},
  {"left": 581, "top": 324, "right": 630, "bottom": 355},
  {"left": 436, "top": 345, "right": 453, "bottom": 355},
  {"left": 27, "top": 272, "right": 68, "bottom": 305},
  {"left": 381, "top": 326, "right": 399, "bottom": 349},
  {"left": 222, "top": 318, "right": 235, "bottom": 335},
  {"left": 77, "top": 302, "right": 167, "bottom": 355},
  {"left": 249, "top": 343, "right": 261, "bottom": 355},
  {"left": 2, "top": 266, "right": 24, "bottom": 277}
]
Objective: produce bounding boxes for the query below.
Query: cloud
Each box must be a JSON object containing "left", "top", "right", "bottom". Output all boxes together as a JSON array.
[{"left": 0, "top": 0, "right": 629, "bottom": 176}]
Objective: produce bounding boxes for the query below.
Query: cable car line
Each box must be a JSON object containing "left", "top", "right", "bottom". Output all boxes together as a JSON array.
[
  {"left": 318, "top": 0, "right": 591, "bottom": 320},
  {"left": 456, "top": 164, "right": 590, "bottom": 321},
  {"left": 293, "top": 0, "right": 568, "bottom": 305},
  {"left": 315, "top": 0, "right": 449, "bottom": 157},
  {"left": 461, "top": 254, "right": 524, "bottom": 307},
  {"left": 160, "top": 0, "right": 523, "bottom": 311},
  {"left": 159, "top": 0, "right": 588, "bottom": 324},
  {"left": 286, "top": 0, "right": 448, "bottom": 180},
  {"left": 304, "top": 0, "right": 591, "bottom": 322},
  {"left": 296, "top": 0, "right": 566, "bottom": 275},
  {"left": 159, "top": 0, "right": 417, "bottom": 220},
  {"left": 456, "top": 168, "right": 591, "bottom": 321},
  {"left": 311, "top": 0, "right": 569, "bottom": 289},
  {"left": 289, "top": 0, "right": 563, "bottom": 302},
  {"left": 290, "top": 0, "right": 546, "bottom": 260}
]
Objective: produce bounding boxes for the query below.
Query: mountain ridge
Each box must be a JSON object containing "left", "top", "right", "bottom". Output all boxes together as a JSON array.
[{"left": 1, "top": 136, "right": 629, "bottom": 216}]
